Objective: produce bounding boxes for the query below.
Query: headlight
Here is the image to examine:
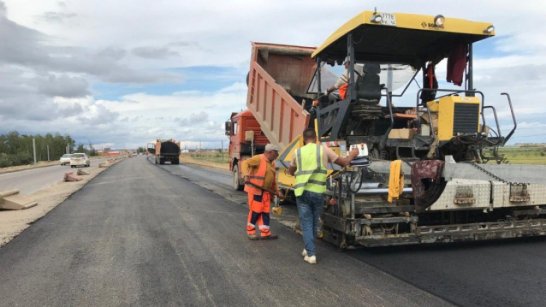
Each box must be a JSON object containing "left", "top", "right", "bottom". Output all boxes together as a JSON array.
[
  {"left": 434, "top": 15, "right": 445, "bottom": 27},
  {"left": 484, "top": 25, "right": 495, "bottom": 34}
]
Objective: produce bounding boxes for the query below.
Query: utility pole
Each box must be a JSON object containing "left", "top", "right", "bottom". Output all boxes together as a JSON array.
[
  {"left": 221, "top": 140, "right": 224, "bottom": 152},
  {"left": 32, "top": 138, "right": 37, "bottom": 164},
  {"left": 47, "top": 145, "right": 50, "bottom": 161}
]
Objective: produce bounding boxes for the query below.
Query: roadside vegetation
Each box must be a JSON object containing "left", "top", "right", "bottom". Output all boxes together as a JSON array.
[
  {"left": 187, "top": 146, "right": 546, "bottom": 166},
  {"left": 491, "top": 145, "right": 546, "bottom": 165},
  {"left": 187, "top": 150, "right": 229, "bottom": 164},
  {"left": 0, "top": 131, "right": 98, "bottom": 167}
]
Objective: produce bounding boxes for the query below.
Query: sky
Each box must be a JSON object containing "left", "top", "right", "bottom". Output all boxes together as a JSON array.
[{"left": 1, "top": 0, "right": 546, "bottom": 149}]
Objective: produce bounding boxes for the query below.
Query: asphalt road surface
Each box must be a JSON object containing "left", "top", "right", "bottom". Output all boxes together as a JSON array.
[
  {"left": 159, "top": 159, "right": 546, "bottom": 307},
  {"left": 0, "top": 159, "right": 105, "bottom": 194},
  {"left": 0, "top": 157, "right": 447, "bottom": 306}
]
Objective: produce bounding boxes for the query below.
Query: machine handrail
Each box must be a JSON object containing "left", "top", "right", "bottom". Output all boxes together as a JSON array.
[{"left": 501, "top": 93, "right": 517, "bottom": 145}]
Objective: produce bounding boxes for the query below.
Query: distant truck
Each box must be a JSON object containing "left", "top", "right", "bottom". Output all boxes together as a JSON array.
[{"left": 154, "top": 139, "right": 181, "bottom": 165}]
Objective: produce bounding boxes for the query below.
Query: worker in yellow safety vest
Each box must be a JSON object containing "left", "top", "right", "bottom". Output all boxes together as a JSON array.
[
  {"left": 287, "top": 128, "right": 358, "bottom": 264},
  {"left": 242, "top": 144, "right": 283, "bottom": 240}
]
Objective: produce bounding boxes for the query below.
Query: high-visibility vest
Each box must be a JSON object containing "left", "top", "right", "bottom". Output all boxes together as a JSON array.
[
  {"left": 244, "top": 154, "right": 267, "bottom": 194},
  {"left": 294, "top": 143, "right": 327, "bottom": 197}
]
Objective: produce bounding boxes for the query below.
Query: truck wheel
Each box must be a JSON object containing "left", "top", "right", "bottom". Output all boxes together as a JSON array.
[{"left": 232, "top": 165, "right": 244, "bottom": 191}]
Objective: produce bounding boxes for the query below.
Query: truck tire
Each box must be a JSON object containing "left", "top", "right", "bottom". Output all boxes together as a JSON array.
[
  {"left": 160, "top": 159, "right": 165, "bottom": 165},
  {"left": 232, "top": 165, "right": 244, "bottom": 191}
]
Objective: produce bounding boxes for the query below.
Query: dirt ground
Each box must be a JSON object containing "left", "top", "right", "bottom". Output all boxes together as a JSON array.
[
  {"left": 180, "top": 153, "right": 229, "bottom": 170},
  {"left": 0, "top": 159, "right": 122, "bottom": 247}
]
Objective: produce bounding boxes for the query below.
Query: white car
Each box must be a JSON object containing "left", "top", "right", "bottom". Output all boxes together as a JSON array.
[
  {"left": 70, "top": 153, "right": 90, "bottom": 168},
  {"left": 59, "top": 154, "right": 73, "bottom": 166}
]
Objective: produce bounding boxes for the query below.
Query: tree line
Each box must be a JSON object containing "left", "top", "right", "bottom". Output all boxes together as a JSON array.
[{"left": 0, "top": 131, "right": 96, "bottom": 167}]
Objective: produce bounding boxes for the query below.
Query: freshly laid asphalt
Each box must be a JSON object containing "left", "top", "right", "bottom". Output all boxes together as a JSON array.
[
  {"left": 159, "top": 159, "right": 546, "bottom": 307},
  {"left": 0, "top": 157, "right": 448, "bottom": 306}
]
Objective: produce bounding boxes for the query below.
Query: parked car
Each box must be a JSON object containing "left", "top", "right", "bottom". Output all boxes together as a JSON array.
[
  {"left": 70, "top": 153, "right": 90, "bottom": 168},
  {"left": 59, "top": 154, "right": 73, "bottom": 166}
]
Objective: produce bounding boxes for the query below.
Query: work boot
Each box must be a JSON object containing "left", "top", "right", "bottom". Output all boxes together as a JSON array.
[
  {"left": 302, "top": 249, "right": 307, "bottom": 257},
  {"left": 247, "top": 223, "right": 256, "bottom": 239},
  {"left": 304, "top": 255, "right": 317, "bottom": 264},
  {"left": 259, "top": 226, "right": 272, "bottom": 238}
]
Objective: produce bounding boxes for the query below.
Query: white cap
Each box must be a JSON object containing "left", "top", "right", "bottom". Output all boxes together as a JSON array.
[{"left": 265, "top": 144, "right": 279, "bottom": 152}]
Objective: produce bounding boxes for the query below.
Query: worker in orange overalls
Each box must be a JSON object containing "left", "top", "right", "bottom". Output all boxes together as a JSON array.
[
  {"left": 242, "top": 144, "right": 283, "bottom": 239},
  {"left": 326, "top": 58, "right": 364, "bottom": 102}
]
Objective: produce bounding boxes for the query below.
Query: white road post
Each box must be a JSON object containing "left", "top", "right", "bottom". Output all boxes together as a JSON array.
[{"left": 32, "top": 138, "right": 37, "bottom": 164}]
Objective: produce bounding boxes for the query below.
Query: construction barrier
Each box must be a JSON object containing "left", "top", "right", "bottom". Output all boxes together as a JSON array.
[
  {"left": 77, "top": 169, "right": 89, "bottom": 176},
  {"left": 64, "top": 172, "right": 82, "bottom": 182},
  {"left": 0, "top": 190, "right": 38, "bottom": 210}
]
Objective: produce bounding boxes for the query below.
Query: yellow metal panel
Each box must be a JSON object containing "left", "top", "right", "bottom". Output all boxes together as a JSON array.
[
  {"left": 427, "top": 100, "right": 439, "bottom": 112},
  {"left": 278, "top": 171, "right": 296, "bottom": 188},
  {"left": 438, "top": 97, "right": 455, "bottom": 141},
  {"left": 436, "top": 96, "right": 480, "bottom": 141},
  {"left": 312, "top": 10, "right": 494, "bottom": 58}
]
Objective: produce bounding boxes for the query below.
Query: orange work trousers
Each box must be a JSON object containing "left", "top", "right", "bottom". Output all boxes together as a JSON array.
[{"left": 246, "top": 191, "right": 272, "bottom": 237}]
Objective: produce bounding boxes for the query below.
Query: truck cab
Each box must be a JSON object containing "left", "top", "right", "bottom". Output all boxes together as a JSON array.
[{"left": 226, "top": 110, "right": 269, "bottom": 190}]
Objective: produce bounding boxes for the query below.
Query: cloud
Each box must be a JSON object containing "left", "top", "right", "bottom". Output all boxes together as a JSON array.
[
  {"left": 1, "top": 0, "right": 546, "bottom": 147},
  {"left": 132, "top": 46, "right": 179, "bottom": 59},
  {"left": 174, "top": 111, "right": 209, "bottom": 126},
  {"left": 39, "top": 11, "right": 76, "bottom": 23},
  {"left": 34, "top": 74, "right": 89, "bottom": 97}
]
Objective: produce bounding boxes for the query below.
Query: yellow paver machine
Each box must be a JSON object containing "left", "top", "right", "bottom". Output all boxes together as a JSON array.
[{"left": 300, "top": 10, "right": 546, "bottom": 247}]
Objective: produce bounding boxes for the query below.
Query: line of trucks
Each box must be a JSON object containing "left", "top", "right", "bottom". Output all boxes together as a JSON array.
[{"left": 226, "top": 10, "right": 546, "bottom": 247}]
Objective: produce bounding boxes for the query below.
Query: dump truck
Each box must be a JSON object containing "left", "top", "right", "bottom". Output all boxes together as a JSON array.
[
  {"left": 226, "top": 43, "right": 316, "bottom": 191},
  {"left": 154, "top": 139, "right": 181, "bottom": 165},
  {"left": 228, "top": 11, "right": 546, "bottom": 247}
]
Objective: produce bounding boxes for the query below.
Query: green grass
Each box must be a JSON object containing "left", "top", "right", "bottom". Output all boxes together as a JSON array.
[
  {"left": 188, "top": 151, "right": 229, "bottom": 164},
  {"left": 486, "top": 146, "right": 546, "bottom": 165},
  {"left": 186, "top": 147, "right": 546, "bottom": 166}
]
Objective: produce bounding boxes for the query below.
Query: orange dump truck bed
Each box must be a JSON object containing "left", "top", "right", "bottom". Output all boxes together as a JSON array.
[{"left": 246, "top": 42, "right": 316, "bottom": 149}]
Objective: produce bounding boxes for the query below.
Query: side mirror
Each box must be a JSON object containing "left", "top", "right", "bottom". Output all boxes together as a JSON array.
[{"left": 225, "top": 121, "right": 232, "bottom": 136}]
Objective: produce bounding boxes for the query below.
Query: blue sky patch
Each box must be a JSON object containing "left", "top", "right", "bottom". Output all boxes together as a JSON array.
[{"left": 92, "top": 65, "right": 246, "bottom": 100}]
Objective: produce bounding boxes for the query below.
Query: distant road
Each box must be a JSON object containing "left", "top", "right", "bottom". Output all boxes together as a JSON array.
[{"left": 0, "top": 159, "right": 106, "bottom": 194}]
